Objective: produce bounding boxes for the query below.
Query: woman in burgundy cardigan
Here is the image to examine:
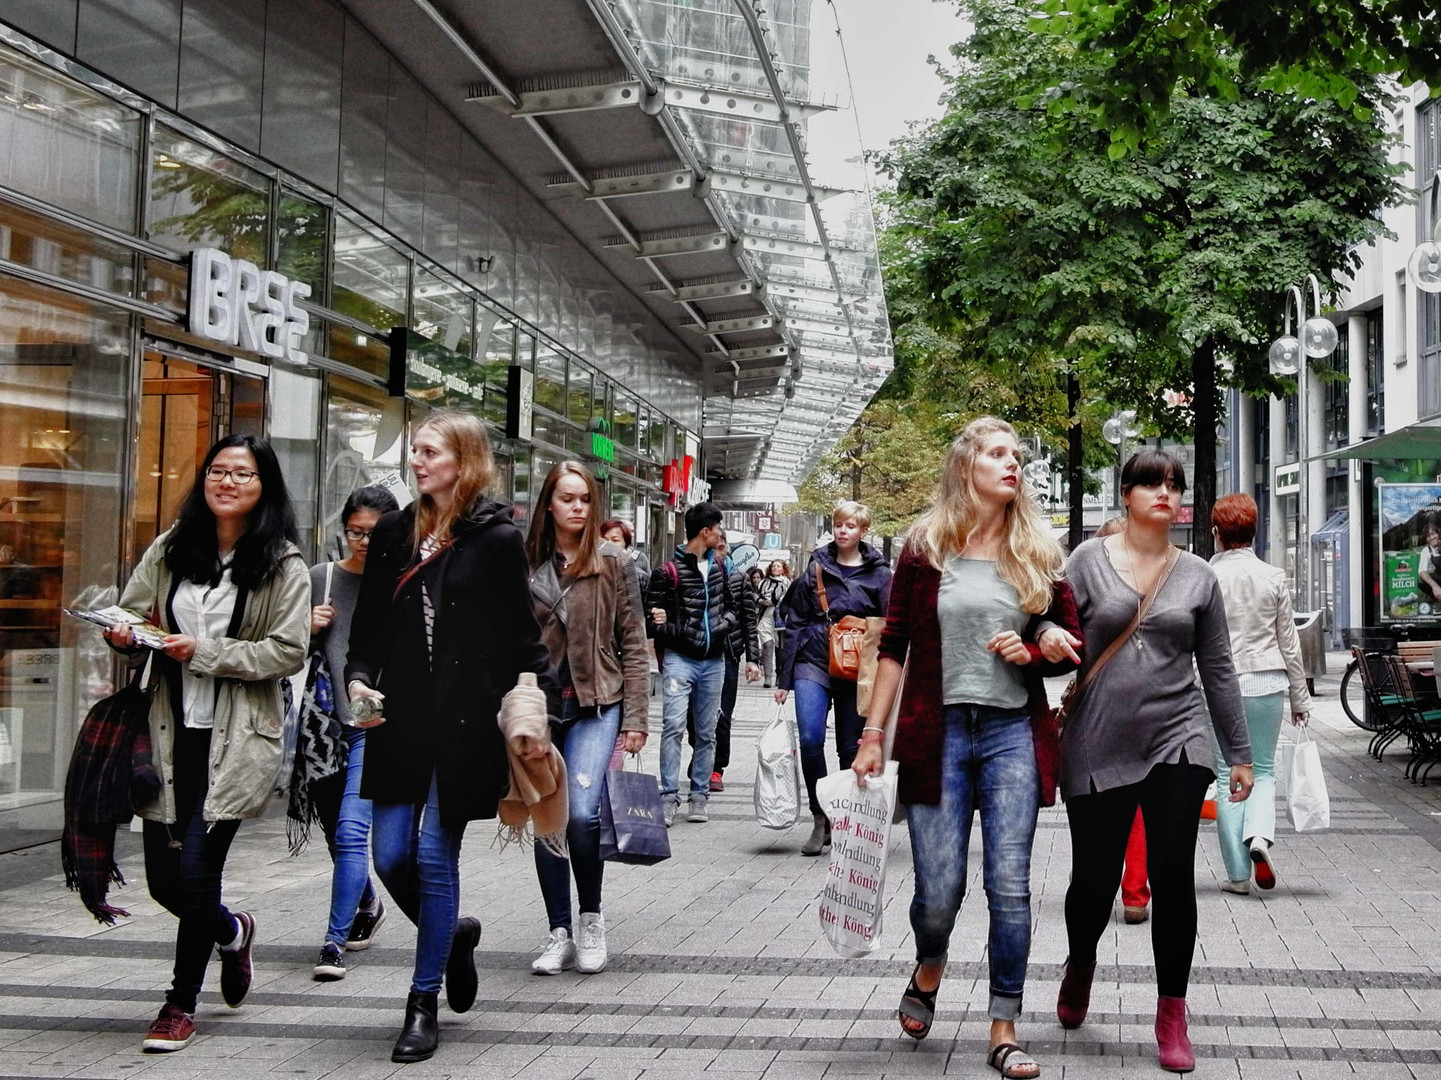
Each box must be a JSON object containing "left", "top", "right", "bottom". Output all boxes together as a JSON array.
[{"left": 851, "top": 418, "right": 1083, "bottom": 1078}]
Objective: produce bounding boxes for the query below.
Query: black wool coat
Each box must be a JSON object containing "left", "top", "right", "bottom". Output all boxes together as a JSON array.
[{"left": 345, "top": 500, "right": 554, "bottom": 827}]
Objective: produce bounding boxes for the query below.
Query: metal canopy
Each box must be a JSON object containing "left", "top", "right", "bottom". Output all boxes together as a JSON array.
[{"left": 341, "top": 0, "right": 891, "bottom": 489}]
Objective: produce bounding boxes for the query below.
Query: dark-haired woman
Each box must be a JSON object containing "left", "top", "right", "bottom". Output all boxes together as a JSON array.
[
  {"left": 306, "top": 485, "right": 399, "bottom": 980},
  {"left": 1056, "top": 448, "right": 1253, "bottom": 1074},
  {"left": 103, "top": 435, "right": 310, "bottom": 1054},
  {"left": 527, "top": 463, "right": 648, "bottom": 976},
  {"left": 346, "top": 410, "right": 553, "bottom": 1063},
  {"left": 600, "top": 517, "right": 650, "bottom": 600}
]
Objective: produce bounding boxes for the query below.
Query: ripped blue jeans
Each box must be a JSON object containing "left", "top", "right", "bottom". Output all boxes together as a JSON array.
[
  {"left": 905, "top": 703, "right": 1039, "bottom": 1021},
  {"left": 534, "top": 700, "right": 623, "bottom": 931}
]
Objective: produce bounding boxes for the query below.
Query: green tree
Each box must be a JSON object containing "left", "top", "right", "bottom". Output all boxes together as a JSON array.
[
  {"left": 1034, "top": 0, "right": 1441, "bottom": 154},
  {"left": 878, "top": 0, "right": 1405, "bottom": 555}
]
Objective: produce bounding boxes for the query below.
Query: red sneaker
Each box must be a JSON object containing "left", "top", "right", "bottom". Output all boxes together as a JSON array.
[
  {"left": 710, "top": 771, "right": 724, "bottom": 792},
  {"left": 142, "top": 1003, "right": 195, "bottom": 1052}
]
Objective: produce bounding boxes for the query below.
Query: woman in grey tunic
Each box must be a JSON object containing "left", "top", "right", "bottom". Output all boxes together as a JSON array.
[{"left": 1054, "top": 449, "right": 1253, "bottom": 1075}]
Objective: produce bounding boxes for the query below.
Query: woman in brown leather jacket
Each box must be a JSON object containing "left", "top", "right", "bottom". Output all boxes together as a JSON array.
[{"left": 525, "top": 461, "right": 649, "bottom": 976}]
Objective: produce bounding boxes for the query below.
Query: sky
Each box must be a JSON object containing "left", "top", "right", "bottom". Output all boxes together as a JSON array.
[{"left": 824, "top": 0, "right": 968, "bottom": 160}]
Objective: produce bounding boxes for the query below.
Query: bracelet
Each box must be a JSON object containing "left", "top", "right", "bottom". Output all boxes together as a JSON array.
[{"left": 862, "top": 726, "right": 885, "bottom": 734}]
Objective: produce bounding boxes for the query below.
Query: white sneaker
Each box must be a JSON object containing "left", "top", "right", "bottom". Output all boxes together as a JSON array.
[
  {"left": 531, "top": 927, "right": 577, "bottom": 975},
  {"left": 575, "top": 912, "right": 608, "bottom": 974}
]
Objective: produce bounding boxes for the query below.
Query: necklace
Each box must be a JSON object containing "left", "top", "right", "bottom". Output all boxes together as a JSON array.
[{"left": 1123, "top": 529, "right": 1149, "bottom": 651}]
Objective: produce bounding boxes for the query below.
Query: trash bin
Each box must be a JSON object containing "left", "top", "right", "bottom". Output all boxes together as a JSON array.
[{"left": 1294, "top": 610, "right": 1326, "bottom": 691}]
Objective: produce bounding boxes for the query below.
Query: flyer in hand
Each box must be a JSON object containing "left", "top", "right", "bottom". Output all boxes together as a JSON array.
[{"left": 63, "top": 605, "right": 168, "bottom": 649}]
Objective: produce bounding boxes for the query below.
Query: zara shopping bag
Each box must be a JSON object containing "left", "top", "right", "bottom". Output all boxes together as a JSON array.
[
  {"left": 1287, "top": 725, "right": 1330, "bottom": 833},
  {"left": 754, "top": 704, "right": 803, "bottom": 829},
  {"left": 598, "top": 762, "right": 671, "bottom": 865},
  {"left": 815, "top": 761, "right": 899, "bottom": 958}
]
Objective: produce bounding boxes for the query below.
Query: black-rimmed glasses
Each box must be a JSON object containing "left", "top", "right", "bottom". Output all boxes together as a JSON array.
[{"left": 204, "top": 466, "right": 257, "bottom": 485}]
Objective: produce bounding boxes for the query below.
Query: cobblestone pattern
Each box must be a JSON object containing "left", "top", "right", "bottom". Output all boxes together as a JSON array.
[{"left": 1, "top": 652, "right": 1440, "bottom": 1078}]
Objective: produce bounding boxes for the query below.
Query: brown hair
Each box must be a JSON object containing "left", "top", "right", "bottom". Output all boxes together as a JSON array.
[
  {"left": 1212, "top": 493, "right": 1258, "bottom": 547},
  {"left": 411, "top": 410, "right": 495, "bottom": 554},
  {"left": 526, "top": 460, "right": 604, "bottom": 577}
]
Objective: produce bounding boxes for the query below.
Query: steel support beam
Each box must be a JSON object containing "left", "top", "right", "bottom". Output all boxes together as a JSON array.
[
  {"left": 468, "top": 78, "right": 646, "bottom": 116},
  {"left": 686, "top": 313, "right": 775, "bottom": 335},
  {"left": 547, "top": 166, "right": 696, "bottom": 199},
  {"left": 605, "top": 231, "right": 732, "bottom": 258}
]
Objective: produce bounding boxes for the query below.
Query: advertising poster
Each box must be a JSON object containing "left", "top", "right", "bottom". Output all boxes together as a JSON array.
[{"left": 1378, "top": 483, "right": 1441, "bottom": 622}]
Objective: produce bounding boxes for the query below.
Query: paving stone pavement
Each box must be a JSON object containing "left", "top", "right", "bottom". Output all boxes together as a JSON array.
[{"left": 2, "top": 652, "right": 1441, "bottom": 1079}]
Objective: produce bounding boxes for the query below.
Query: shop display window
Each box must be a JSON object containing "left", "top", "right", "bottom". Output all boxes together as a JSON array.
[
  {"left": 0, "top": 276, "right": 129, "bottom": 807},
  {"left": 276, "top": 190, "right": 330, "bottom": 294},
  {"left": 330, "top": 213, "right": 408, "bottom": 379},
  {"left": 478, "top": 306, "right": 515, "bottom": 428},
  {"left": 407, "top": 267, "right": 481, "bottom": 412},
  {"left": 613, "top": 391, "right": 638, "bottom": 450},
  {"left": 533, "top": 344, "right": 566, "bottom": 415},
  {"left": 321, "top": 375, "right": 405, "bottom": 559},
  {"left": 0, "top": 198, "right": 134, "bottom": 299},
  {"left": 147, "top": 124, "right": 270, "bottom": 267},
  {"left": 0, "top": 45, "right": 141, "bottom": 232}
]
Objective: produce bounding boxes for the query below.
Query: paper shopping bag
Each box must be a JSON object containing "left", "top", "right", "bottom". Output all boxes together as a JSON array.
[
  {"left": 598, "top": 766, "right": 671, "bottom": 864},
  {"left": 1287, "top": 726, "right": 1330, "bottom": 833},
  {"left": 815, "top": 761, "right": 899, "bottom": 958}
]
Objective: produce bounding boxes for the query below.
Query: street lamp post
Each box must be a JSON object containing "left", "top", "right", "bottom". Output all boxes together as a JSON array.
[
  {"left": 1269, "top": 275, "right": 1338, "bottom": 612},
  {"left": 1102, "top": 408, "right": 1139, "bottom": 515}
]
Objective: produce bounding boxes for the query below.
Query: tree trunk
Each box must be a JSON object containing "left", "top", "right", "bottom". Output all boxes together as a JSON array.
[
  {"left": 1192, "top": 337, "right": 1217, "bottom": 561},
  {"left": 1068, "top": 366, "right": 1084, "bottom": 551}
]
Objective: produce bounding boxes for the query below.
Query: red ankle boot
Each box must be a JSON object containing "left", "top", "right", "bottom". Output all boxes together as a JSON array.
[
  {"left": 1056, "top": 959, "right": 1096, "bottom": 1029},
  {"left": 1155, "top": 996, "right": 1194, "bottom": 1073}
]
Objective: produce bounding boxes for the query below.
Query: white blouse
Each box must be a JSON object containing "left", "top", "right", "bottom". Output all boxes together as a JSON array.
[{"left": 171, "top": 562, "right": 238, "bottom": 730}]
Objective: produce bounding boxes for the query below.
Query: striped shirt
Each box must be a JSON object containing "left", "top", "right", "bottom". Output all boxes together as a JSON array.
[{"left": 420, "top": 534, "right": 441, "bottom": 662}]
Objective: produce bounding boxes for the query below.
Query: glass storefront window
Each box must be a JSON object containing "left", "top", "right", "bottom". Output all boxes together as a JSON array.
[
  {"left": 613, "top": 390, "right": 637, "bottom": 450},
  {"left": 413, "top": 269, "right": 473, "bottom": 360},
  {"left": 0, "top": 277, "right": 130, "bottom": 810},
  {"left": 269, "top": 364, "right": 320, "bottom": 559},
  {"left": 567, "top": 363, "right": 593, "bottom": 427},
  {"left": 534, "top": 344, "right": 565, "bottom": 415},
  {"left": 276, "top": 190, "right": 330, "bottom": 294},
  {"left": 406, "top": 268, "right": 479, "bottom": 412},
  {"left": 0, "top": 197, "right": 135, "bottom": 298},
  {"left": 0, "top": 44, "right": 142, "bottom": 232},
  {"left": 148, "top": 124, "right": 270, "bottom": 267},
  {"left": 480, "top": 310, "right": 515, "bottom": 428},
  {"left": 322, "top": 375, "right": 406, "bottom": 557},
  {"left": 331, "top": 214, "right": 409, "bottom": 380}
]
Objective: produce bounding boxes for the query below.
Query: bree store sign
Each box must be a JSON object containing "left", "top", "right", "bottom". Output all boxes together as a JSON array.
[{"left": 188, "top": 248, "right": 312, "bottom": 364}]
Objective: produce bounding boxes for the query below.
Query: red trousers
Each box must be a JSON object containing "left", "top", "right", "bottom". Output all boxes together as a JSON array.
[{"left": 1121, "top": 807, "right": 1150, "bottom": 908}]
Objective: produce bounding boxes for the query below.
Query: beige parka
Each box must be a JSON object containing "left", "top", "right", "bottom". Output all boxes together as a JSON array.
[{"left": 116, "top": 532, "right": 311, "bottom": 824}]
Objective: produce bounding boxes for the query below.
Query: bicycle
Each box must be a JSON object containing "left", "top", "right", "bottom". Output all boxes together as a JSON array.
[{"left": 1339, "top": 656, "right": 1382, "bottom": 731}]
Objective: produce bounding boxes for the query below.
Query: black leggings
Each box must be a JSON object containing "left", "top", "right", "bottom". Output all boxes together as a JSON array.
[{"left": 1064, "top": 758, "right": 1213, "bottom": 998}]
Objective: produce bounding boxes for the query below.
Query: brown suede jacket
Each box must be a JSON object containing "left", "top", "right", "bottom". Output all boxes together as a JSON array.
[{"left": 530, "top": 541, "right": 650, "bottom": 733}]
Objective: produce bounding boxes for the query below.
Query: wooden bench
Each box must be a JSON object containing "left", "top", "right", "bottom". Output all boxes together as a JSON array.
[{"left": 1396, "top": 640, "right": 1441, "bottom": 665}]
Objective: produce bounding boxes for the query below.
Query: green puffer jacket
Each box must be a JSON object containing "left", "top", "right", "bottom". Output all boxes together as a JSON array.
[{"left": 116, "top": 533, "right": 311, "bottom": 824}]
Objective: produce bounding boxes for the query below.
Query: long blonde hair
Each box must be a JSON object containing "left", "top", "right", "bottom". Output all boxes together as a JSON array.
[
  {"left": 526, "top": 460, "right": 604, "bottom": 577},
  {"left": 905, "top": 416, "right": 1063, "bottom": 613},
  {"left": 410, "top": 409, "right": 495, "bottom": 553}
]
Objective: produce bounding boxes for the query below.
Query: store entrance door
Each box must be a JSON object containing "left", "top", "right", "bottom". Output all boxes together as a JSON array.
[{"left": 127, "top": 348, "right": 265, "bottom": 571}]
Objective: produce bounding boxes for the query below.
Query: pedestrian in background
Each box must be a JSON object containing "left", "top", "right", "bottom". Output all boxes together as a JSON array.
[
  {"left": 305, "top": 484, "right": 399, "bottom": 981},
  {"left": 851, "top": 417, "right": 1081, "bottom": 1076},
  {"left": 601, "top": 518, "right": 650, "bottom": 600},
  {"left": 686, "top": 537, "right": 760, "bottom": 793},
  {"left": 346, "top": 410, "right": 554, "bottom": 1063},
  {"left": 756, "top": 560, "right": 790, "bottom": 688},
  {"left": 646, "top": 503, "right": 756, "bottom": 826},
  {"left": 104, "top": 435, "right": 309, "bottom": 1054},
  {"left": 775, "top": 501, "right": 891, "bottom": 856},
  {"left": 526, "top": 462, "right": 648, "bottom": 976},
  {"left": 1209, "top": 493, "right": 1311, "bottom": 895},
  {"left": 1056, "top": 448, "right": 1253, "bottom": 1074}
]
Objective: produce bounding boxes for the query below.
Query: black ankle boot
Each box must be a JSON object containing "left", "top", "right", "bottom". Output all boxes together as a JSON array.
[{"left": 391, "top": 990, "right": 439, "bottom": 1063}]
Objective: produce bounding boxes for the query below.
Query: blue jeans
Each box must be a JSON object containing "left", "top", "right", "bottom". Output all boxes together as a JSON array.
[
  {"left": 535, "top": 701, "right": 622, "bottom": 931},
  {"left": 794, "top": 676, "right": 863, "bottom": 815},
  {"left": 905, "top": 704, "right": 1039, "bottom": 1021},
  {"left": 1214, "top": 692, "right": 1283, "bottom": 881},
  {"left": 659, "top": 652, "right": 725, "bottom": 803},
  {"left": 371, "top": 773, "right": 463, "bottom": 994},
  {"left": 316, "top": 729, "right": 376, "bottom": 946}
]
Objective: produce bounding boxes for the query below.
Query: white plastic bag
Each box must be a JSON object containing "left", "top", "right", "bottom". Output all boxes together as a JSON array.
[
  {"left": 1276, "top": 737, "right": 1296, "bottom": 800},
  {"left": 1287, "top": 726, "right": 1330, "bottom": 833},
  {"left": 815, "top": 761, "right": 899, "bottom": 958},
  {"left": 754, "top": 704, "right": 803, "bottom": 829}
]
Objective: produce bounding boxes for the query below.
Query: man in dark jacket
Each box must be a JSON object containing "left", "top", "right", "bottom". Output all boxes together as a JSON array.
[
  {"left": 646, "top": 503, "right": 758, "bottom": 826},
  {"left": 686, "top": 538, "right": 761, "bottom": 792}
]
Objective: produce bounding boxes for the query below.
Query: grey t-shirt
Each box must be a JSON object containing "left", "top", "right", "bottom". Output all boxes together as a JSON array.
[
  {"left": 1060, "top": 539, "right": 1250, "bottom": 800},
  {"left": 938, "top": 557, "right": 1029, "bottom": 709},
  {"left": 310, "top": 561, "right": 362, "bottom": 709}
]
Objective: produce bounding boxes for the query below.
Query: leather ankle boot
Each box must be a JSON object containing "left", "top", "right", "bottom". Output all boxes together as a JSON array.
[
  {"left": 1155, "top": 995, "right": 1195, "bottom": 1073},
  {"left": 1056, "top": 958, "right": 1097, "bottom": 1029},
  {"left": 800, "top": 813, "right": 831, "bottom": 857},
  {"left": 391, "top": 990, "right": 439, "bottom": 1063}
]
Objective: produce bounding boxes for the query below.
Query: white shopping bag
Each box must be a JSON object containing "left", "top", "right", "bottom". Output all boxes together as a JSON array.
[
  {"left": 815, "top": 761, "right": 900, "bottom": 958},
  {"left": 1286, "top": 726, "right": 1330, "bottom": 833},
  {"left": 1276, "top": 737, "right": 1296, "bottom": 800},
  {"left": 754, "top": 704, "right": 803, "bottom": 829}
]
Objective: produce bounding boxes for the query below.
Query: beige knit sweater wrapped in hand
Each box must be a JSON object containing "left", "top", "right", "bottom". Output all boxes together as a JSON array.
[{"left": 497, "top": 673, "right": 569, "bottom": 857}]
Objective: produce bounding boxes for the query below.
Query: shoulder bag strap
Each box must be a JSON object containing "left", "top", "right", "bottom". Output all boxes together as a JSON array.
[
  {"left": 1072, "top": 546, "right": 1180, "bottom": 703},
  {"left": 324, "top": 561, "right": 334, "bottom": 607},
  {"left": 815, "top": 565, "right": 831, "bottom": 619}
]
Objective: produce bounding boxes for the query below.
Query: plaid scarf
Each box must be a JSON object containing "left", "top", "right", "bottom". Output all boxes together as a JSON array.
[
  {"left": 61, "top": 673, "right": 161, "bottom": 925},
  {"left": 286, "top": 651, "right": 347, "bottom": 855}
]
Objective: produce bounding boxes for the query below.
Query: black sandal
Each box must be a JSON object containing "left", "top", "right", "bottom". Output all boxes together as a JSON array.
[
  {"left": 988, "top": 1042, "right": 1041, "bottom": 1078},
  {"left": 898, "top": 963, "right": 940, "bottom": 1040}
]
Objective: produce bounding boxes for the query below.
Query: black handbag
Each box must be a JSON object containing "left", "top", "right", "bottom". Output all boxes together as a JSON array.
[{"left": 598, "top": 760, "right": 671, "bottom": 865}]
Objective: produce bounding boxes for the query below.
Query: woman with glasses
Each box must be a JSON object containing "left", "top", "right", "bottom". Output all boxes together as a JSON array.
[
  {"left": 305, "top": 485, "right": 400, "bottom": 980},
  {"left": 102, "top": 435, "right": 310, "bottom": 1054}
]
